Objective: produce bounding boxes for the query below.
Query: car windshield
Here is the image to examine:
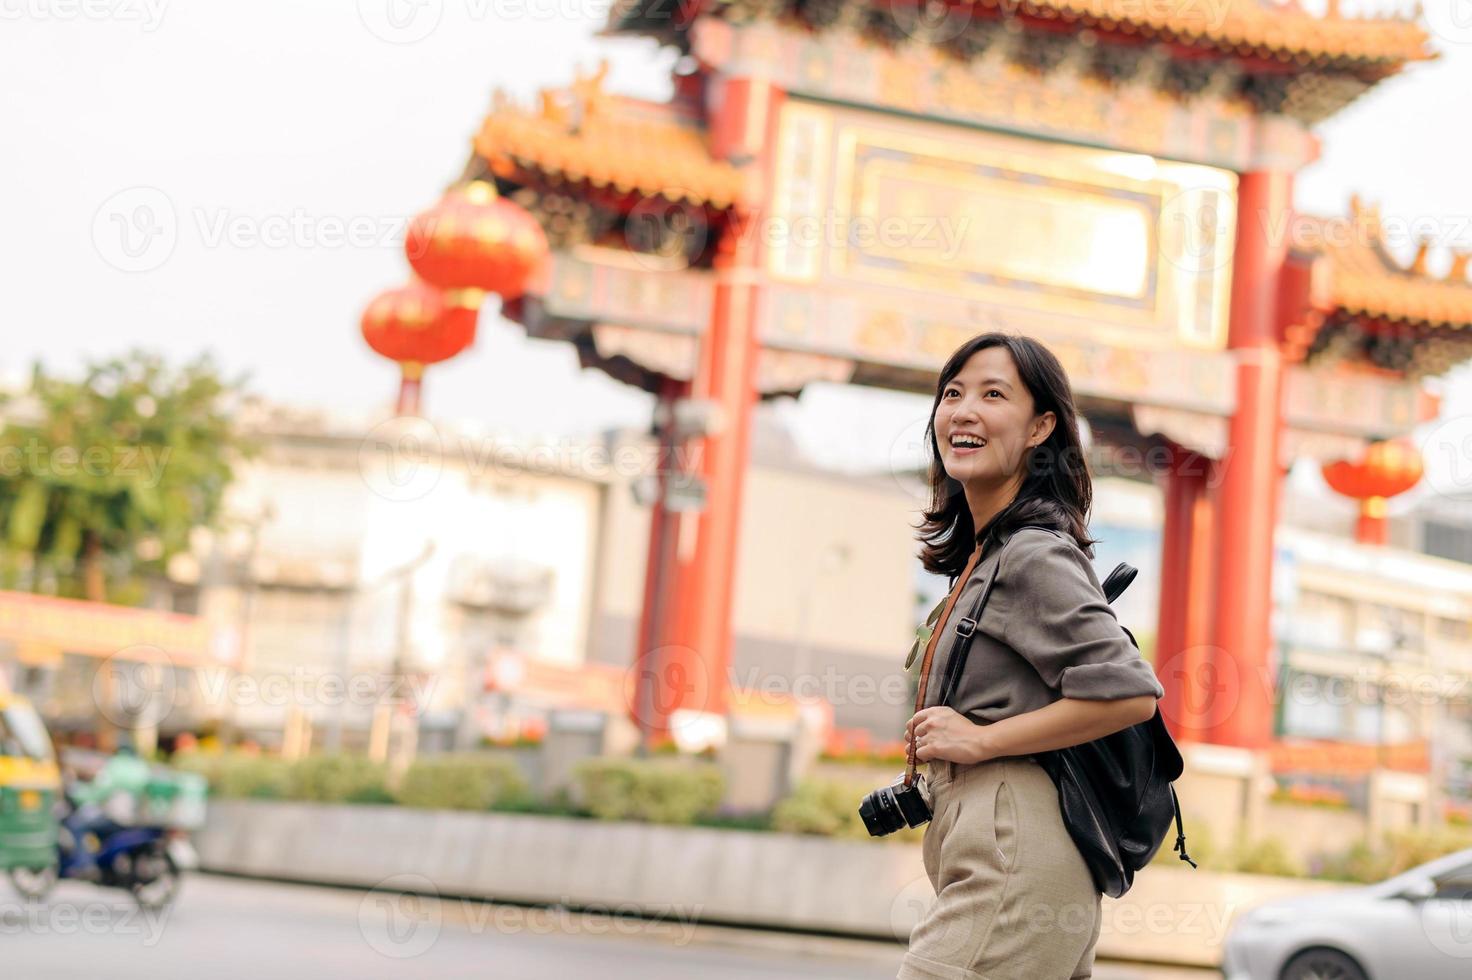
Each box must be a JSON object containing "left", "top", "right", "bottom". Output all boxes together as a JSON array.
[
  {"left": 1437, "top": 861, "right": 1472, "bottom": 885},
  {"left": 0, "top": 705, "right": 56, "bottom": 763}
]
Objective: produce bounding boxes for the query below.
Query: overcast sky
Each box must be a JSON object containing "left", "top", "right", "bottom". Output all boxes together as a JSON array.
[{"left": 3, "top": 1, "right": 1471, "bottom": 484}]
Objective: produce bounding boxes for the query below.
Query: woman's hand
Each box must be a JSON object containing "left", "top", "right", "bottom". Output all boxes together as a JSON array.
[{"left": 905, "top": 706, "right": 992, "bottom": 765}]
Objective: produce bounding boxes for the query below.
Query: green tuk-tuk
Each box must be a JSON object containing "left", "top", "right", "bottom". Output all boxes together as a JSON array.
[{"left": 0, "top": 693, "right": 61, "bottom": 885}]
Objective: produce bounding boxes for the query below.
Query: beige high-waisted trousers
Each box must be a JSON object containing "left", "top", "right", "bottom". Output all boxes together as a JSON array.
[{"left": 897, "top": 755, "right": 1103, "bottom": 980}]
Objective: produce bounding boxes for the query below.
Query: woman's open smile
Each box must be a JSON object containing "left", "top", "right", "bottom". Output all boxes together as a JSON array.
[{"left": 946, "top": 432, "right": 987, "bottom": 457}]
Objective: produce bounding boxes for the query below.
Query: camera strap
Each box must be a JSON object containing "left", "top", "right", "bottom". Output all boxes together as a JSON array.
[
  {"left": 904, "top": 524, "right": 1058, "bottom": 787},
  {"left": 904, "top": 541, "right": 983, "bottom": 787}
]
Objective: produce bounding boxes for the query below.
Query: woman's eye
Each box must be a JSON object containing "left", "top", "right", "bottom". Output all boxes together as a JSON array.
[{"left": 985, "top": 389, "right": 1003, "bottom": 398}]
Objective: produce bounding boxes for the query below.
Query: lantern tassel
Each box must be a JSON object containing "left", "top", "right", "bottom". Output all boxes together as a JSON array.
[
  {"left": 1356, "top": 496, "right": 1388, "bottom": 547},
  {"left": 398, "top": 362, "right": 425, "bottom": 416}
]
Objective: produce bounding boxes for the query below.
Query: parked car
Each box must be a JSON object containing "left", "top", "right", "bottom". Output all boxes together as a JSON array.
[{"left": 1221, "top": 847, "right": 1472, "bottom": 980}]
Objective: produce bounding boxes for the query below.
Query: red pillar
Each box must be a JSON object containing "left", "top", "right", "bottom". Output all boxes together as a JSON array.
[
  {"left": 1206, "top": 171, "right": 1292, "bottom": 749},
  {"left": 656, "top": 76, "right": 785, "bottom": 730},
  {"left": 1155, "top": 446, "right": 1216, "bottom": 744},
  {"left": 630, "top": 377, "right": 691, "bottom": 743}
]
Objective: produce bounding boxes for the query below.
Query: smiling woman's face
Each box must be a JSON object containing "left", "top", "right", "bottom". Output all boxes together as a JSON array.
[{"left": 933, "top": 346, "right": 1052, "bottom": 487}]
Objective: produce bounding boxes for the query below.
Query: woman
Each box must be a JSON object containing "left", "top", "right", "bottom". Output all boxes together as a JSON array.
[{"left": 898, "top": 333, "right": 1164, "bottom": 980}]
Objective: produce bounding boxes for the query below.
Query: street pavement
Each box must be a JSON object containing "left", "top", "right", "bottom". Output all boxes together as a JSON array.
[{"left": 0, "top": 873, "right": 1220, "bottom": 979}]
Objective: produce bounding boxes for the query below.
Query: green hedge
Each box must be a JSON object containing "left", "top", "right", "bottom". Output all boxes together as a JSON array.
[
  {"left": 396, "top": 754, "right": 528, "bottom": 811},
  {"left": 174, "top": 752, "right": 389, "bottom": 804},
  {"left": 1314, "top": 828, "right": 1472, "bottom": 883},
  {"left": 287, "top": 755, "right": 393, "bottom": 804},
  {"left": 572, "top": 758, "right": 723, "bottom": 825},
  {"left": 172, "top": 752, "right": 291, "bottom": 800},
  {"left": 1228, "top": 836, "right": 1303, "bottom": 878},
  {"left": 772, "top": 777, "right": 923, "bottom": 843}
]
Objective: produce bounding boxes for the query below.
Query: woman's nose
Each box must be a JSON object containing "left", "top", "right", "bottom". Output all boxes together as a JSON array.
[{"left": 951, "top": 399, "right": 980, "bottom": 422}]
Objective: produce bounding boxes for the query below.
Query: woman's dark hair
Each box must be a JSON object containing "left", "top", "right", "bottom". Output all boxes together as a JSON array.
[{"left": 915, "top": 332, "right": 1097, "bottom": 579}]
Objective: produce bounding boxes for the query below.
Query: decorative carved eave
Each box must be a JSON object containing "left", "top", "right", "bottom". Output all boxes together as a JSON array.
[
  {"left": 1286, "top": 197, "right": 1472, "bottom": 379},
  {"left": 608, "top": 0, "right": 1435, "bottom": 124}
]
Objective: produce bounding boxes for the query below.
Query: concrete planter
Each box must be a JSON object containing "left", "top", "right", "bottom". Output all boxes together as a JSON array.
[{"left": 197, "top": 799, "right": 1348, "bottom": 967}]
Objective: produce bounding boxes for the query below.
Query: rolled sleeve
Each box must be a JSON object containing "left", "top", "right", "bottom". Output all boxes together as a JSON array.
[{"left": 995, "top": 530, "right": 1164, "bottom": 702}]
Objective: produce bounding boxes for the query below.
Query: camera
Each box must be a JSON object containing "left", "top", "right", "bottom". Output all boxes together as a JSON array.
[{"left": 858, "top": 773, "right": 932, "bottom": 837}]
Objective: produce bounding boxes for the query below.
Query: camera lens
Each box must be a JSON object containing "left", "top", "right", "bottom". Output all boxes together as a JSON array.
[
  {"left": 859, "top": 785, "right": 905, "bottom": 837},
  {"left": 859, "top": 776, "right": 931, "bottom": 837}
]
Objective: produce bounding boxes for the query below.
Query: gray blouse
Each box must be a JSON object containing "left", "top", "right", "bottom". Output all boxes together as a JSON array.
[{"left": 919, "top": 525, "right": 1165, "bottom": 723}]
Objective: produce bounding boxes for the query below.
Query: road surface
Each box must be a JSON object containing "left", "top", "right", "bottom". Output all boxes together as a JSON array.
[{"left": 0, "top": 873, "right": 1220, "bottom": 979}]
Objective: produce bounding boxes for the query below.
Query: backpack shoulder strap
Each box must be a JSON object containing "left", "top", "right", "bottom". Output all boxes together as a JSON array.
[
  {"left": 1100, "top": 562, "right": 1137, "bottom": 604},
  {"left": 934, "top": 524, "right": 1053, "bottom": 707}
]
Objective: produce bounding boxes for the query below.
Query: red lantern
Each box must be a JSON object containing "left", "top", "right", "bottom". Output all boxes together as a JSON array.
[
  {"left": 361, "top": 281, "right": 480, "bottom": 415},
  {"left": 404, "top": 181, "right": 549, "bottom": 300},
  {"left": 1321, "top": 440, "right": 1423, "bottom": 546}
]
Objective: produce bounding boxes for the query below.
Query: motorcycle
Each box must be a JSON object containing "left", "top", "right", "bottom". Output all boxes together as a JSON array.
[{"left": 9, "top": 784, "right": 197, "bottom": 911}]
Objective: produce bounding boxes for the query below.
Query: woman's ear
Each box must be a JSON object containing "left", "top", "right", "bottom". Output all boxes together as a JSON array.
[{"left": 1030, "top": 411, "right": 1057, "bottom": 448}]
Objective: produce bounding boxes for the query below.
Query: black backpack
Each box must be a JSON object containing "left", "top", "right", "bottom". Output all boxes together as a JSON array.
[
  {"left": 1032, "top": 560, "right": 1198, "bottom": 898},
  {"left": 942, "top": 529, "right": 1197, "bottom": 898}
]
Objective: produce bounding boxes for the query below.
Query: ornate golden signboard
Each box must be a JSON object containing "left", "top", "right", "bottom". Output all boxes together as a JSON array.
[
  {"left": 766, "top": 99, "right": 1237, "bottom": 356},
  {"left": 691, "top": 20, "right": 1309, "bottom": 173}
]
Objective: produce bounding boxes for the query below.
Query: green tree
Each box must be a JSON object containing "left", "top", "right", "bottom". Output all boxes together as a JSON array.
[{"left": 0, "top": 350, "right": 256, "bottom": 603}]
